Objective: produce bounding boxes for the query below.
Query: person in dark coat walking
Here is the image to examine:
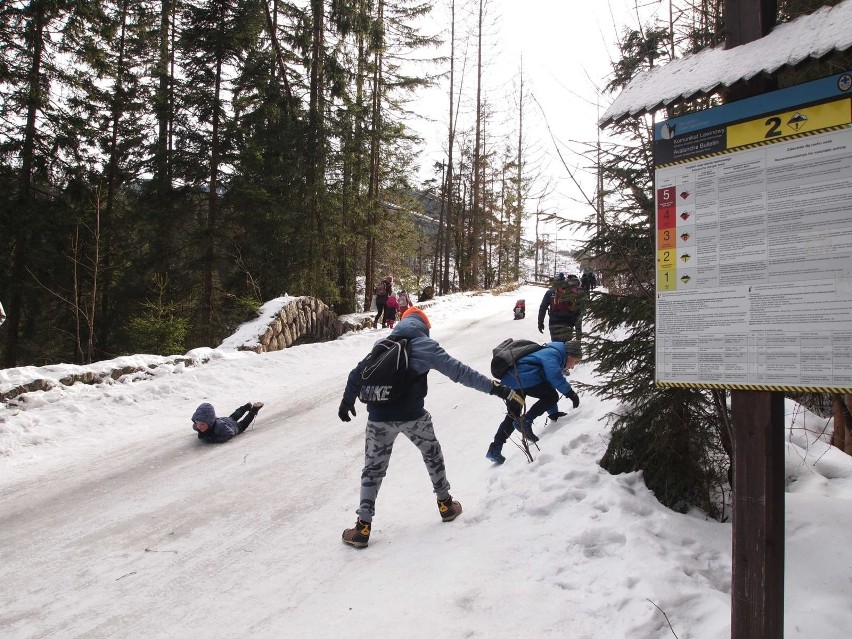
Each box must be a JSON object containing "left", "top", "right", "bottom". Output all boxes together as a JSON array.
[
  {"left": 538, "top": 273, "right": 584, "bottom": 343},
  {"left": 192, "top": 401, "right": 264, "bottom": 443},
  {"left": 373, "top": 276, "right": 393, "bottom": 327},
  {"left": 338, "top": 306, "right": 522, "bottom": 548},
  {"left": 485, "top": 340, "right": 582, "bottom": 464}
]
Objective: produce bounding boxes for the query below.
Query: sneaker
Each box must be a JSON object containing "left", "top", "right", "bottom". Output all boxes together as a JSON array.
[
  {"left": 251, "top": 402, "right": 264, "bottom": 410},
  {"left": 437, "top": 495, "right": 462, "bottom": 522},
  {"left": 485, "top": 443, "right": 505, "bottom": 464},
  {"left": 342, "top": 519, "right": 371, "bottom": 548},
  {"left": 513, "top": 420, "right": 539, "bottom": 443}
]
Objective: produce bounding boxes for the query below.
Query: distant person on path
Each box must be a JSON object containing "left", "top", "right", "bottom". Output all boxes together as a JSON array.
[
  {"left": 338, "top": 306, "right": 523, "bottom": 548},
  {"left": 486, "top": 341, "right": 582, "bottom": 464},
  {"left": 383, "top": 292, "right": 399, "bottom": 328},
  {"left": 0, "top": 301, "right": 5, "bottom": 327},
  {"left": 581, "top": 272, "right": 592, "bottom": 294},
  {"left": 373, "top": 275, "right": 393, "bottom": 328},
  {"left": 192, "top": 401, "right": 264, "bottom": 443},
  {"left": 538, "top": 273, "right": 584, "bottom": 343}
]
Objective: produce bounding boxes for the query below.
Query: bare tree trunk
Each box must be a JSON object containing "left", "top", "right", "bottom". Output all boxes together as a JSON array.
[
  {"left": 468, "top": 0, "right": 484, "bottom": 289},
  {"left": 441, "top": 0, "right": 457, "bottom": 296},
  {"left": 5, "top": 4, "right": 48, "bottom": 367},
  {"left": 202, "top": 7, "right": 226, "bottom": 343},
  {"left": 513, "top": 65, "right": 524, "bottom": 280},
  {"left": 364, "top": 0, "right": 385, "bottom": 310}
]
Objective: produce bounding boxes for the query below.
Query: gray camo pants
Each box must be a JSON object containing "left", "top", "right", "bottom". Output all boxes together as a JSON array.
[{"left": 356, "top": 411, "right": 450, "bottom": 522}]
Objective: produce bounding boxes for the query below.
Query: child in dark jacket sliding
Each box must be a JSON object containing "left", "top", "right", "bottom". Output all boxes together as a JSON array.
[{"left": 191, "top": 401, "right": 264, "bottom": 443}]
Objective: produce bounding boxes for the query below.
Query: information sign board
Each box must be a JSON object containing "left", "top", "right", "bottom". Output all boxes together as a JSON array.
[{"left": 654, "top": 72, "right": 852, "bottom": 392}]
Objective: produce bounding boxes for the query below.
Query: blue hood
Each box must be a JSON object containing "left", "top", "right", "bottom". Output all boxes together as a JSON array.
[{"left": 192, "top": 402, "right": 216, "bottom": 429}]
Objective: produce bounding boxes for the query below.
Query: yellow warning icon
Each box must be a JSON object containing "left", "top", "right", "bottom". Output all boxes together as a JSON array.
[
  {"left": 787, "top": 112, "right": 808, "bottom": 131},
  {"left": 680, "top": 253, "right": 691, "bottom": 263}
]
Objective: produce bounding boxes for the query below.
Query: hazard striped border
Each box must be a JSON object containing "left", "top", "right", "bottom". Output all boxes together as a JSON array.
[
  {"left": 655, "top": 124, "right": 850, "bottom": 169},
  {"left": 657, "top": 381, "right": 852, "bottom": 393}
]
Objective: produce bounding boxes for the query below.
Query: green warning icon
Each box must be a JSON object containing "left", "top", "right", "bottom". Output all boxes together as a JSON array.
[{"left": 680, "top": 275, "right": 691, "bottom": 284}]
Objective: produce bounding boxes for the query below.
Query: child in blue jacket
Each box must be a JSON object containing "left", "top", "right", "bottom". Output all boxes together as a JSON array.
[
  {"left": 192, "top": 401, "right": 264, "bottom": 443},
  {"left": 486, "top": 340, "right": 582, "bottom": 464}
]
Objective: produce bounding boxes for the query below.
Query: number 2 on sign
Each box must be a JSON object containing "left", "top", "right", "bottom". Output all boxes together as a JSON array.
[{"left": 764, "top": 116, "right": 782, "bottom": 138}]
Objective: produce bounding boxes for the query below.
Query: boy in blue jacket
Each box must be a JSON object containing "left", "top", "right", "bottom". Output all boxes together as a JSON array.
[
  {"left": 486, "top": 340, "right": 582, "bottom": 464},
  {"left": 338, "top": 306, "right": 522, "bottom": 548},
  {"left": 192, "top": 401, "right": 264, "bottom": 443}
]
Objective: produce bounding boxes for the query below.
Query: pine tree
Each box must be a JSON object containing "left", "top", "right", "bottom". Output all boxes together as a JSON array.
[{"left": 582, "top": 22, "right": 731, "bottom": 519}]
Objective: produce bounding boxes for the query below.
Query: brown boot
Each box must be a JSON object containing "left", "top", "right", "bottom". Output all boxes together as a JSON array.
[
  {"left": 437, "top": 495, "right": 462, "bottom": 522},
  {"left": 342, "top": 518, "right": 371, "bottom": 548}
]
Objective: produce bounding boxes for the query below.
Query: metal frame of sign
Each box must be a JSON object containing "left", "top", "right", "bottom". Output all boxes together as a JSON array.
[{"left": 653, "top": 71, "right": 852, "bottom": 392}]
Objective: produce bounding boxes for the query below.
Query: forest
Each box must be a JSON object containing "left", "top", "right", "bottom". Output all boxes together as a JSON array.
[{"left": 0, "top": 0, "right": 530, "bottom": 367}]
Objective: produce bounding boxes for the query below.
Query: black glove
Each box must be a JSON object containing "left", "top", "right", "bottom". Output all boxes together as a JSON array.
[
  {"left": 490, "top": 382, "right": 513, "bottom": 399},
  {"left": 338, "top": 401, "right": 356, "bottom": 422},
  {"left": 491, "top": 382, "right": 524, "bottom": 415},
  {"left": 538, "top": 324, "right": 544, "bottom": 334},
  {"left": 565, "top": 390, "right": 580, "bottom": 409},
  {"left": 550, "top": 411, "right": 568, "bottom": 420}
]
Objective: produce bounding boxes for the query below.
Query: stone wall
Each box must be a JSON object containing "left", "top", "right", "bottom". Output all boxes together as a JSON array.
[
  {"left": 1, "top": 297, "right": 374, "bottom": 404},
  {"left": 235, "top": 297, "right": 374, "bottom": 354}
]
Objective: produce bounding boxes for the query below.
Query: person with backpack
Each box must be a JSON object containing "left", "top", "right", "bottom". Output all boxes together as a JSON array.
[
  {"left": 538, "top": 273, "right": 584, "bottom": 343},
  {"left": 485, "top": 340, "right": 582, "bottom": 464},
  {"left": 337, "top": 306, "right": 523, "bottom": 548},
  {"left": 373, "top": 275, "right": 393, "bottom": 328},
  {"left": 191, "top": 401, "right": 265, "bottom": 443}
]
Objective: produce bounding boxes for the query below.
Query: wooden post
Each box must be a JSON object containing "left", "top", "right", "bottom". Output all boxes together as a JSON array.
[
  {"left": 730, "top": 391, "right": 785, "bottom": 638},
  {"left": 724, "top": 1, "right": 782, "bottom": 637}
]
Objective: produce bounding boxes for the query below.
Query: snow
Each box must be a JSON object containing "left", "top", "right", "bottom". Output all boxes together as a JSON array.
[
  {"left": 1, "top": 285, "right": 851, "bottom": 638},
  {"left": 600, "top": 0, "right": 852, "bottom": 127}
]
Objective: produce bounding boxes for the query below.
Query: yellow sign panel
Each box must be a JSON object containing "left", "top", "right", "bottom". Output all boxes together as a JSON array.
[
  {"left": 657, "top": 269, "right": 677, "bottom": 291},
  {"left": 657, "top": 248, "right": 676, "bottom": 269},
  {"left": 727, "top": 98, "right": 851, "bottom": 148}
]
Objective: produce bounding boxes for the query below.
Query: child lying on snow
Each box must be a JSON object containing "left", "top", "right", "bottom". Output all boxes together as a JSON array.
[{"left": 191, "top": 401, "right": 264, "bottom": 443}]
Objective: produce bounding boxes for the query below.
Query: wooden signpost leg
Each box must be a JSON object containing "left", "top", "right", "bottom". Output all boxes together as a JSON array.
[{"left": 730, "top": 390, "right": 785, "bottom": 638}]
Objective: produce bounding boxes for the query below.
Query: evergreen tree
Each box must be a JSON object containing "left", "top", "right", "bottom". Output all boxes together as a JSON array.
[{"left": 581, "top": 22, "right": 731, "bottom": 519}]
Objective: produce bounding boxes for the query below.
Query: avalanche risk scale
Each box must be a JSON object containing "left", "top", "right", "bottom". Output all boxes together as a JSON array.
[{"left": 653, "top": 71, "right": 852, "bottom": 394}]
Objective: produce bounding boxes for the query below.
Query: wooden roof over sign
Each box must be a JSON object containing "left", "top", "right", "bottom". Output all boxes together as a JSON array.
[{"left": 599, "top": 0, "right": 852, "bottom": 128}]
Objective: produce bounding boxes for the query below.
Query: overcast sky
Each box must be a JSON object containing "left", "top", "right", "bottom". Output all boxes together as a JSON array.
[{"left": 410, "top": 0, "right": 661, "bottom": 250}]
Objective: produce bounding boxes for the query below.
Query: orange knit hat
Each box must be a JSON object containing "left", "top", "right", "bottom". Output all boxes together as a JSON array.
[{"left": 401, "top": 306, "right": 431, "bottom": 328}]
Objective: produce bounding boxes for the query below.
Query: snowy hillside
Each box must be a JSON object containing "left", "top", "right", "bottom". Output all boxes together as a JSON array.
[{"left": 1, "top": 285, "right": 851, "bottom": 639}]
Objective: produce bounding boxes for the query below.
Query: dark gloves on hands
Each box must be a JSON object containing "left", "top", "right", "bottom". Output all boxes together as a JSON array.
[
  {"left": 338, "top": 401, "right": 356, "bottom": 422},
  {"left": 538, "top": 324, "right": 544, "bottom": 334},
  {"left": 490, "top": 381, "right": 512, "bottom": 399},
  {"left": 491, "top": 382, "right": 525, "bottom": 415},
  {"left": 565, "top": 390, "right": 580, "bottom": 409}
]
